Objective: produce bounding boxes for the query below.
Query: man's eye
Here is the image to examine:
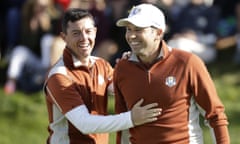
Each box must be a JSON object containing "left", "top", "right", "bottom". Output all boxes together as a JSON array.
[
  {"left": 135, "top": 28, "right": 143, "bottom": 32},
  {"left": 126, "top": 28, "right": 133, "bottom": 32},
  {"left": 86, "top": 30, "right": 94, "bottom": 34},
  {"left": 126, "top": 28, "right": 143, "bottom": 32},
  {"left": 73, "top": 32, "right": 80, "bottom": 36},
  {"left": 86, "top": 28, "right": 95, "bottom": 34}
]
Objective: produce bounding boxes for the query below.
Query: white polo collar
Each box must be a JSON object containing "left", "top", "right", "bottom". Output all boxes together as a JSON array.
[{"left": 72, "top": 55, "right": 96, "bottom": 68}]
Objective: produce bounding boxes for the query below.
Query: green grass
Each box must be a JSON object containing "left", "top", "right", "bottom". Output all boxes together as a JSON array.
[
  {"left": 0, "top": 61, "right": 239, "bottom": 144},
  {"left": 0, "top": 90, "right": 48, "bottom": 144}
]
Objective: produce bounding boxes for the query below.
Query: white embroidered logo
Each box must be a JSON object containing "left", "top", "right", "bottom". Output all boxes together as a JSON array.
[
  {"left": 98, "top": 75, "right": 105, "bottom": 85},
  {"left": 165, "top": 76, "right": 176, "bottom": 87},
  {"left": 129, "top": 7, "right": 141, "bottom": 17}
]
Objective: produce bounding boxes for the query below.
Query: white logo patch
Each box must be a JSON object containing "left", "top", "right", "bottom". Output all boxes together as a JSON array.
[
  {"left": 98, "top": 75, "right": 105, "bottom": 85},
  {"left": 165, "top": 76, "right": 176, "bottom": 87},
  {"left": 129, "top": 6, "right": 141, "bottom": 17}
]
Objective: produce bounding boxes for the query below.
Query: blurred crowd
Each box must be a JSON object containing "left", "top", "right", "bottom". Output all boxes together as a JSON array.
[{"left": 0, "top": 0, "right": 240, "bottom": 95}]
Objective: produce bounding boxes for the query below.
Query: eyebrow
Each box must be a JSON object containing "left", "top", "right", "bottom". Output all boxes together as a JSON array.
[{"left": 70, "top": 27, "right": 96, "bottom": 32}]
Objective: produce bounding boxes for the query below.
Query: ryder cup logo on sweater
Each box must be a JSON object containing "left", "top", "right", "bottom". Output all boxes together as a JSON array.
[{"left": 165, "top": 76, "right": 176, "bottom": 87}]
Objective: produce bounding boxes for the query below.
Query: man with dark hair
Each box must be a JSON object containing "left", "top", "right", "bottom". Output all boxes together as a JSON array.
[{"left": 44, "top": 8, "right": 162, "bottom": 144}]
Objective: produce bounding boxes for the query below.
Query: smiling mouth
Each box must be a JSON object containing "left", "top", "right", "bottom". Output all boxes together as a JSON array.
[
  {"left": 130, "top": 41, "right": 141, "bottom": 49},
  {"left": 78, "top": 44, "right": 92, "bottom": 51},
  {"left": 79, "top": 43, "right": 90, "bottom": 48},
  {"left": 130, "top": 41, "right": 140, "bottom": 46}
]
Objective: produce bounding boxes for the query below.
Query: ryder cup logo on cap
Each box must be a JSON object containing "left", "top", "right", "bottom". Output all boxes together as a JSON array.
[{"left": 116, "top": 4, "right": 166, "bottom": 32}]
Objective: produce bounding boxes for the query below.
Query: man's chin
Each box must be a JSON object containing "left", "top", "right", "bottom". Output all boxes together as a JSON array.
[{"left": 81, "top": 53, "right": 91, "bottom": 59}]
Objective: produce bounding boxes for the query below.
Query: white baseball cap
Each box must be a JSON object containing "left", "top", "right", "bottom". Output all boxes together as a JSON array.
[{"left": 116, "top": 3, "right": 166, "bottom": 32}]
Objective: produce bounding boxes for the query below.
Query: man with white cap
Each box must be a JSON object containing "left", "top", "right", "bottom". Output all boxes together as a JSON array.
[{"left": 114, "top": 3, "right": 230, "bottom": 144}]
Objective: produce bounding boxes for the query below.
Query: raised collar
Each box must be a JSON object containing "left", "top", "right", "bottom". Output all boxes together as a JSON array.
[
  {"left": 64, "top": 48, "right": 96, "bottom": 68},
  {"left": 72, "top": 55, "right": 96, "bottom": 68}
]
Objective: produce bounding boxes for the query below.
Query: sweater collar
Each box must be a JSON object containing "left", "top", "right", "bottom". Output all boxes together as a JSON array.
[{"left": 63, "top": 48, "right": 96, "bottom": 68}]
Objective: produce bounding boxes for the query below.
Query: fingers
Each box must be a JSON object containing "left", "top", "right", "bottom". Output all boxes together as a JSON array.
[
  {"left": 145, "top": 117, "right": 158, "bottom": 123},
  {"left": 133, "top": 98, "right": 144, "bottom": 107},
  {"left": 122, "top": 51, "right": 131, "bottom": 59},
  {"left": 144, "top": 108, "right": 162, "bottom": 122},
  {"left": 145, "top": 108, "right": 162, "bottom": 116},
  {"left": 138, "top": 111, "right": 161, "bottom": 124},
  {"left": 115, "top": 58, "right": 120, "bottom": 64},
  {"left": 116, "top": 51, "right": 132, "bottom": 64},
  {"left": 131, "top": 101, "right": 162, "bottom": 126},
  {"left": 143, "top": 111, "right": 161, "bottom": 124},
  {"left": 134, "top": 100, "right": 162, "bottom": 115},
  {"left": 142, "top": 102, "right": 159, "bottom": 110}
]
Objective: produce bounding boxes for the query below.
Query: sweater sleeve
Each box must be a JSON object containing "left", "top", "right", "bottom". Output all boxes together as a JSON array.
[
  {"left": 65, "top": 105, "right": 133, "bottom": 134},
  {"left": 188, "top": 54, "right": 230, "bottom": 144}
]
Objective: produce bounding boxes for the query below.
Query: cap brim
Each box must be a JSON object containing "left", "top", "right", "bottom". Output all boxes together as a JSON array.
[{"left": 116, "top": 17, "right": 151, "bottom": 28}]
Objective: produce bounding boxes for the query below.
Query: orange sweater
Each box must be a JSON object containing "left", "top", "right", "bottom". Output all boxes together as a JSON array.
[
  {"left": 114, "top": 41, "right": 230, "bottom": 144},
  {"left": 45, "top": 48, "right": 113, "bottom": 144}
]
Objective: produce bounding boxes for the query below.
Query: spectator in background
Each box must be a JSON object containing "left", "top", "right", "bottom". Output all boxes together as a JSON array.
[
  {"left": 216, "top": 1, "right": 240, "bottom": 64},
  {"left": 233, "top": 1, "right": 240, "bottom": 64},
  {"left": 213, "top": 0, "right": 239, "bottom": 41},
  {"left": 4, "top": 0, "right": 63, "bottom": 95},
  {"left": 0, "top": 0, "right": 26, "bottom": 60},
  {"left": 157, "top": 0, "right": 190, "bottom": 40},
  {"left": 167, "top": 0, "right": 220, "bottom": 64},
  {"left": 54, "top": 0, "right": 71, "bottom": 11},
  {"left": 213, "top": 0, "right": 238, "bottom": 19},
  {"left": 100, "top": 0, "right": 134, "bottom": 66}
]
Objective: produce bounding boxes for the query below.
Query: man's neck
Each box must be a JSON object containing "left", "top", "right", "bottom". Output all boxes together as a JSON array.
[
  {"left": 79, "top": 57, "right": 90, "bottom": 67},
  {"left": 138, "top": 46, "right": 161, "bottom": 65}
]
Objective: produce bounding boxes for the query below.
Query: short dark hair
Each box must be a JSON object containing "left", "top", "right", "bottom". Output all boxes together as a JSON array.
[{"left": 61, "top": 8, "right": 95, "bottom": 33}]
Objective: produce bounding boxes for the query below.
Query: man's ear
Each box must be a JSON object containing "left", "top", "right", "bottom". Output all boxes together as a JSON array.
[
  {"left": 157, "top": 29, "right": 163, "bottom": 36},
  {"left": 156, "top": 29, "right": 163, "bottom": 40},
  {"left": 60, "top": 32, "right": 66, "bottom": 42}
]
